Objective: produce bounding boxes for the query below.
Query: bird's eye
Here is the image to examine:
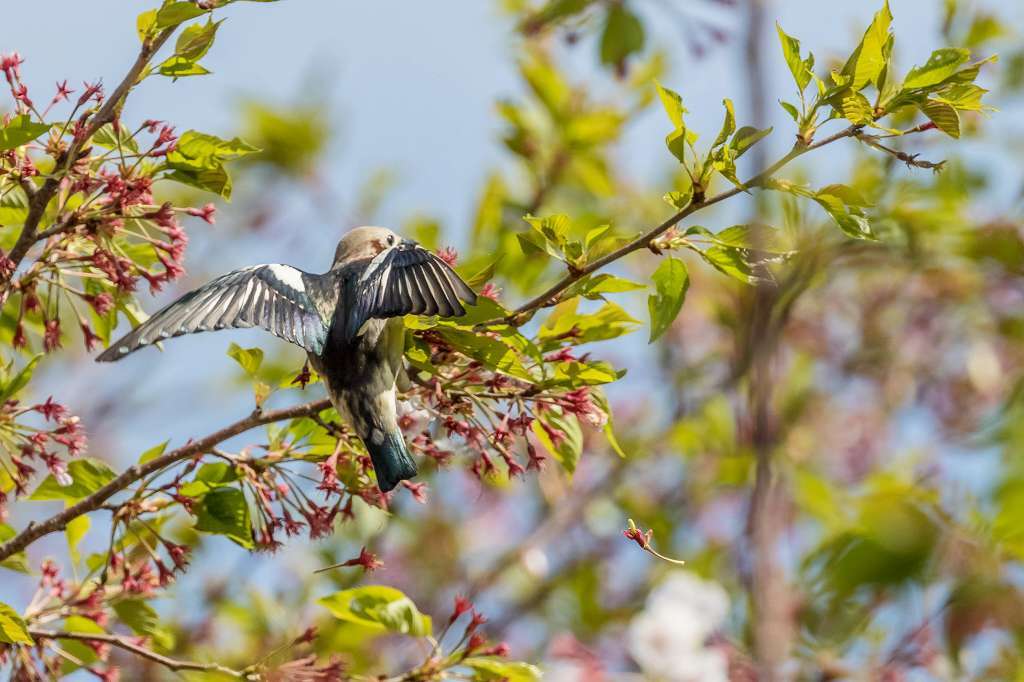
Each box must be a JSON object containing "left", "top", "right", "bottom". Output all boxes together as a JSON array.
[{"left": 387, "top": 235, "right": 395, "bottom": 246}]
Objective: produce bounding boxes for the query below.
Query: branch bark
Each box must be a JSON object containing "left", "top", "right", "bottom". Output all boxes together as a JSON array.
[
  {"left": 29, "top": 628, "right": 251, "bottom": 678},
  {"left": 482, "top": 124, "right": 861, "bottom": 328},
  {"left": 0, "top": 398, "right": 331, "bottom": 563},
  {"left": 0, "top": 27, "right": 176, "bottom": 296}
]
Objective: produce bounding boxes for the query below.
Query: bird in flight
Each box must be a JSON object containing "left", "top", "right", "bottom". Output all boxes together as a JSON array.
[{"left": 97, "top": 226, "right": 477, "bottom": 492}]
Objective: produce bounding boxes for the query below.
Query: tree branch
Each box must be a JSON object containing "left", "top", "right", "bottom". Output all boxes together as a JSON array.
[
  {"left": 0, "top": 398, "right": 331, "bottom": 563},
  {"left": 29, "top": 629, "right": 251, "bottom": 678},
  {"left": 0, "top": 27, "right": 176, "bottom": 294},
  {"left": 482, "top": 124, "right": 862, "bottom": 327}
]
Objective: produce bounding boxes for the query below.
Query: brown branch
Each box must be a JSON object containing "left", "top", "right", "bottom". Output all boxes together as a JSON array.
[
  {"left": 0, "top": 27, "right": 176, "bottom": 294},
  {"left": 480, "top": 124, "right": 863, "bottom": 328},
  {"left": 0, "top": 398, "right": 331, "bottom": 563},
  {"left": 29, "top": 628, "right": 251, "bottom": 678}
]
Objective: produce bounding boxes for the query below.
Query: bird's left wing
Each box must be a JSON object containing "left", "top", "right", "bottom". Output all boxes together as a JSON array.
[
  {"left": 97, "top": 264, "right": 335, "bottom": 362},
  {"left": 342, "top": 244, "right": 477, "bottom": 342}
]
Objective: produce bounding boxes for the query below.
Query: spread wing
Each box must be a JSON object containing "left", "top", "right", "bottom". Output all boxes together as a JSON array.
[
  {"left": 342, "top": 244, "right": 477, "bottom": 342},
  {"left": 96, "top": 264, "right": 334, "bottom": 362}
]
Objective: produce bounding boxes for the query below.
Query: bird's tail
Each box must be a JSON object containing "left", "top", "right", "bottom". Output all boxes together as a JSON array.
[{"left": 365, "top": 428, "right": 417, "bottom": 492}]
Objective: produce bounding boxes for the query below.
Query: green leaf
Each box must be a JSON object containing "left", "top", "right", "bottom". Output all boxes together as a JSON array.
[
  {"left": 698, "top": 246, "right": 763, "bottom": 284},
  {"left": 30, "top": 459, "right": 117, "bottom": 502},
  {"left": 0, "top": 602, "right": 32, "bottom": 644},
  {"left": 920, "top": 99, "right": 960, "bottom": 138},
  {"left": 113, "top": 600, "right": 175, "bottom": 650},
  {"left": 0, "top": 524, "right": 30, "bottom": 574},
  {"left": 167, "top": 130, "right": 259, "bottom": 170},
  {"left": 227, "top": 342, "right": 263, "bottom": 376},
  {"left": 318, "top": 586, "right": 432, "bottom": 637},
  {"left": 564, "top": 273, "right": 644, "bottom": 301},
  {"left": 174, "top": 19, "right": 223, "bottom": 61},
  {"left": 519, "top": 55, "right": 570, "bottom": 118},
  {"left": 194, "top": 487, "right": 253, "bottom": 548},
  {"left": 464, "top": 657, "right": 542, "bottom": 682},
  {"left": 713, "top": 99, "right": 736, "bottom": 148},
  {"left": 155, "top": 2, "right": 209, "bottom": 28},
  {"left": 840, "top": 1, "right": 893, "bottom": 90},
  {"left": 710, "top": 224, "right": 793, "bottom": 254},
  {"left": 776, "top": 23, "right": 814, "bottom": 92},
  {"left": 138, "top": 440, "right": 169, "bottom": 464},
  {"left": 0, "top": 115, "right": 51, "bottom": 151},
  {"left": 655, "top": 81, "right": 686, "bottom": 128},
  {"left": 730, "top": 126, "right": 773, "bottom": 159},
  {"left": 903, "top": 48, "right": 970, "bottom": 90},
  {"left": 66, "top": 514, "right": 90, "bottom": 565},
  {"left": 663, "top": 183, "right": 694, "bottom": 211},
  {"left": 57, "top": 615, "right": 104, "bottom": 674},
  {"left": 157, "top": 57, "right": 212, "bottom": 78},
  {"left": 93, "top": 124, "right": 140, "bottom": 154},
  {"left": 532, "top": 409, "right": 583, "bottom": 475},
  {"left": 436, "top": 328, "right": 534, "bottom": 382},
  {"left": 590, "top": 388, "right": 627, "bottom": 458},
  {"left": 831, "top": 88, "right": 875, "bottom": 124},
  {"left": 0, "top": 354, "right": 41, "bottom": 403},
  {"left": 136, "top": 9, "right": 158, "bottom": 42},
  {"left": 599, "top": 3, "right": 645, "bottom": 68},
  {"left": 647, "top": 256, "right": 689, "bottom": 343},
  {"left": 813, "top": 186, "right": 873, "bottom": 239},
  {"left": 164, "top": 165, "right": 232, "bottom": 198},
  {"left": 779, "top": 100, "right": 800, "bottom": 122}
]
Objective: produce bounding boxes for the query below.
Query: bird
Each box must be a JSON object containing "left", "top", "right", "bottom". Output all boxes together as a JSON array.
[{"left": 96, "top": 226, "right": 477, "bottom": 492}]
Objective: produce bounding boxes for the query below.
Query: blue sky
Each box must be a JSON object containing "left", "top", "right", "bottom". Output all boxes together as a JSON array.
[{"left": 2, "top": 0, "right": 1022, "bottom": 662}]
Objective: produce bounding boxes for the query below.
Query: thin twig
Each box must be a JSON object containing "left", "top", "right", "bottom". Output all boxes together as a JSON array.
[
  {"left": 478, "top": 125, "right": 863, "bottom": 328},
  {"left": 28, "top": 629, "right": 251, "bottom": 678},
  {"left": 0, "top": 26, "right": 176, "bottom": 296},
  {"left": 0, "top": 398, "right": 331, "bottom": 563}
]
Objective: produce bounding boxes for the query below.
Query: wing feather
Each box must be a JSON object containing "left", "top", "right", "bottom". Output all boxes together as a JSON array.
[
  {"left": 96, "top": 265, "right": 332, "bottom": 362},
  {"left": 340, "top": 243, "right": 477, "bottom": 343}
]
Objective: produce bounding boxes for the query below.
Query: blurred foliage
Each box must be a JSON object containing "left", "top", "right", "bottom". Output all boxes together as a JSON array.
[{"left": 1, "top": 0, "right": 1023, "bottom": 680}]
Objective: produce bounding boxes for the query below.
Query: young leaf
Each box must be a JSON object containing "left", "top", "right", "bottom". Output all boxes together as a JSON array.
[
  {"left": 0, "top": 524, "right": 29, "bottom": 574},
  {"left": 654, "top": 81, "right": 686, "bottom": 128},
  {"left": 66, "top": 514, "right": 90, "bottom": 565},
  {"left": 0, "top": 354, "right": 41, "bottom": 403},
  {"left": 113, "top": 600, "right": 175, "bottom": 650},
  {"left": 903, "top": 48, "right": 971, "bottom": 90},
  {"left": 0, "top": 602, "right": 32, "bottom": 645},
  {"left": 713, "top": 99, "right": 736, "bottom": 148},
  {"left": 227, "top": 342, "right": 264, "bottom": 376},
  {"left": 841, "top": 1, "right": 894, "bottom": 90},
  {"left": 464, "top": 657, "right": 542, "bottom": 682},
  {"left": 138, "top": 440, "right": 169, "bottom": 464},
  {"left": 155, "top": 2, "right": 209, "bottom": 28},
  {"left": 920, "top": 99, "right": 961, "bottom": 138},
  {"left": 647, "top": 256, "right": 689, "bottom": 343},
  {"left": 776, "top": 23, "right": 814, "bottom": 92},
  {"left": 731, "top": 126, "right": 773, "bottom": 159},
  {"left": 318, "top": 586, "right": 432, "bottom": 637},
  {"left": 599, "top": 3, "right": 645, "bottom": 69},
  {"left": 0, "top": 115, "right": 50, "bottom": 151},
  {"left": 30, "top": 459, "right": 117, "bottom": 502},
  {"left": 193, "top": 487, "right": 253, "bottom": 548},
  {"left": 532, "top": 409, "right": 583, "bottom": 475}
]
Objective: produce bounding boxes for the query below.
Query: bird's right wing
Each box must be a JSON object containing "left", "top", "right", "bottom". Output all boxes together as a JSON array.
[
  {"left": 96, "top": 264, "right": 334, "bottom": 362},
  {"left": 341, "top": 244, "right": 477, "bottom": 342}
]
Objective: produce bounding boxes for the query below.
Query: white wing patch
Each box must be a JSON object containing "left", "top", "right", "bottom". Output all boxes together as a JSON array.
[{"left": 267, "top": 264, "right": 306, "bottom": 292}]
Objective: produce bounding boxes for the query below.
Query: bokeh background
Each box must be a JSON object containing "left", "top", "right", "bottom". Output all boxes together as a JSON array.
[{"left": 4, "top": 0, "right": 1024, "bottom": 679}]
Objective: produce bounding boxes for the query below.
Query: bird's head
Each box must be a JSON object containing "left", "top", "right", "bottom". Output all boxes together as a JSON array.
[{"left": 333, "top": 226, "right": 412, "bottom": 267}]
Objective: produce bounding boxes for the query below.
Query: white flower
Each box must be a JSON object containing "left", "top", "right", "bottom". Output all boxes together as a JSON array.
[{"left": 627, "top": 570, "right": 730, "bottom": 682}]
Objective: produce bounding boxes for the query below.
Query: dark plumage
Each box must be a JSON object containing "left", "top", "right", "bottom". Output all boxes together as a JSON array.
[{"left": 97, "top": 226, "right": 477, "bottom": 491}]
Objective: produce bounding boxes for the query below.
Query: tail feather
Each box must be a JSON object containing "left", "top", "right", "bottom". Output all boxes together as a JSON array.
[{"left": 364, "top": 429, "right": 417, "bottom": 492}]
